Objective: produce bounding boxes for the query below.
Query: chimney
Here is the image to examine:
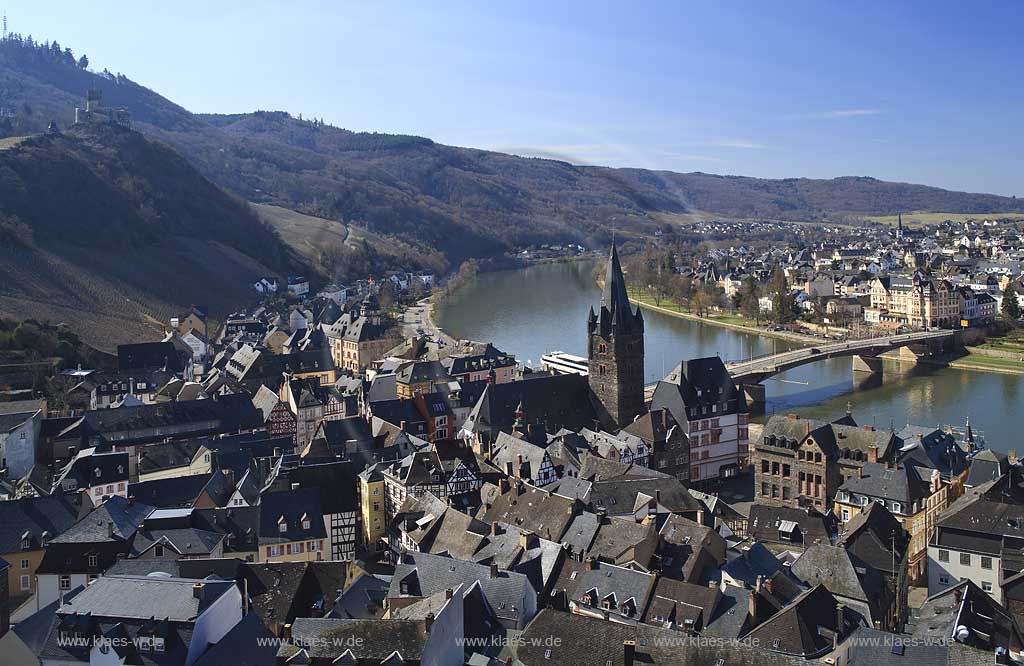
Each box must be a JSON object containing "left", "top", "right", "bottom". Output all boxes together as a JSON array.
[
  {"left": 445, "top": 588, "right": 454, "bottom": 600},
  {"left": 748, "top": 586, "right": 759, "bottom": 619},
  {"left": 273, "top": 447, "right": 282, "bottom": 458},
  {"left": 107, "top": 522, "right": 114, "bottom": 537},
  {"left": 867, "top": 446, "right": 878, "bottom": 463},
  {"left": 490, "top": 521, "right": 500, "bottom": 536},
  {"left": 805, "top": 422, "right": 811, "bottom": 435},
  {"left": 192, "top": 582, "right": 205, "bottom": 599},
  {"left": 291, "top": 482, "right": 300, "bottom": 491},
  {"left": 623, "top": 640, "right": 636, "bottom": 666},
  {"left": 400, "top": 420, "right": 408, "bottom": 432},
  {"left": 863, "top": 425, "right": 874, "bottom": 432},
  {"left": 489, "top": 563, "right": 499, "bottom": 579},
  {"left": 857, "top": 466, "right": 863, "bottom": 479},
  {"left": 127, "top": 495, "right": 135, "bottom": 506},
  {"left": 835, "top": 603, "right": 846, "bottom": 642},
  {"left": 498, "top": 478, "right": 509, "bottom": 494},
  {"left": 424, "top": 612, "right": 434, "bottom": 633},
  {"left": 787, "top": 413, "right": 798, "bottom": 420},
  {"left": 519, "top": 531, "right": 536, "bottom": 550},
  {"left": 584, "top": 556, "right": 596, "bottom": 571},
  {"left": 281, "top": 623, "right": 292, "bottom": 640},
  {"left": 516, "top": 454, "right": 524, "bottom": 477}
]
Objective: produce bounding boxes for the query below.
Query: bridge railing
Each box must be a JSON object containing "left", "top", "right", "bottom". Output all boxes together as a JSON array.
[{"left": 727, "top": 329, "right": 952, "bottom": 367}]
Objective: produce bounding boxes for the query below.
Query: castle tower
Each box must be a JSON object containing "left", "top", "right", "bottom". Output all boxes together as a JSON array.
[{"left": 588, "top": 244, "right": 645, "bottom": 427}]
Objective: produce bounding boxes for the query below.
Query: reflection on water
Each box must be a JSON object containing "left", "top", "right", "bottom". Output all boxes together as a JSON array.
[{"left": 436, "top": 260, "right": 1022, "bottom": 453}]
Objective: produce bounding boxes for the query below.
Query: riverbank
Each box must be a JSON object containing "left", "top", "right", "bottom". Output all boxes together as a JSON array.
[{"left": 616, "top": 284, "right": 820, "bottom": 346}]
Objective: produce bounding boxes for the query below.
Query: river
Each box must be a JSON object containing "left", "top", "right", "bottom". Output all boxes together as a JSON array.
[{"left": 435, "top": 260, "right": 1021, "bottom": 454}]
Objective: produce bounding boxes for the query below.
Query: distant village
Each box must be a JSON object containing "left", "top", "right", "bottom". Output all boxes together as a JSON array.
[
  {"left": 635, "top": 214, "right": 1024, "bottom": 334},
  {"left": 0, "top": 241, "right": 1018, "bottom": 666}
]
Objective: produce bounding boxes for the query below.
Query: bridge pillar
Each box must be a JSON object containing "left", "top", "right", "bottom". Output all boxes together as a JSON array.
[
  {"left": 852, "top": 354, "right": 884, "bottom": 375},
  {"left": 741, "top": 383, "right": 765, "bottom": 415}
]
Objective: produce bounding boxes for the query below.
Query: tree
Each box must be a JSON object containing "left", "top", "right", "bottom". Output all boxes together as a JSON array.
[
  {"left": 741, "top": 275, "right": 762, "bottom": 324},
  {"left": 692, "top": 289, "right": 712, "bottom": 318},
  {"left": 78, "top": 54, "right": 89, "bottom": 69},
  {"left": 769, "top": 266, "right": 797, "bottom": 324},
  {"left": 1003, "top": 283, "right": 1021, "bottom": 323}
]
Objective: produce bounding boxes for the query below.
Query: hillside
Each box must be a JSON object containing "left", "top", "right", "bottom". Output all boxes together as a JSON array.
[
  {"left": 2, "top": 34, "right": 1023, "bottom": 267},
  {"left": 0, "top": 122, "right": 298, "bottom": 349}
]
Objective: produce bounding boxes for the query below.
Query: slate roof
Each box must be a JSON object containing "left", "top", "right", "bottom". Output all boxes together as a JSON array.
[
  {"left": 571, "top": 559, "right": 653, "bottom": 613},
  {"left": 591, "top": 476, "right": 701, "bottom": 515},
  {"left": 587, "top": 516, "right": 658, "bottom": 565},
  {"left": 0, "top": 493, "right": 82, "bottom": 553},
  {"left": 747, "top": 504, "right": 835, "bottom": 545},
  {"left": 463, "top": 373, "right": 604, "bottom": 439},
  {"left": 279, "top": 617, "right": 428, "bottom": 661},
  {"left": 192, "top": 613, "right": 278, "bottom": 666},
  {"left": 390, "top": 551, "right": 535, "bottom": 627},
  {"left": 837, "top": 502, "right": 908, "bottom": 576},
  {"left": 643, "top": 577, "right": 722, "bottom": 630},
  {"left": 193, "top": 506, "right": 261, "bottom": 554},
  {"left": 965, "top": 449, "right": 1009, "bottom": 487},
  {"left": 912, "top": 580, "right": 1023, "bottom": 656},
  {"left": 117, "top": 341, "right": 185, "bottom": 373},
  {"left": 491, "top": 432, "right": 552, "bottom": 481},
  {"left": 790, "top": 543, "right": 887, "bottom": 626},
  {"left": 333, "top": 570, "right": 390, "bottom": 620},
  {"left": 129, "top": 473, "right": 215, "bottom": 508},
  {"left": 652, "top": 356, "right": 745, "bottom": 421},
  {"left": 257, "top": 487, "right": 327, "bottom": 543},
  {"left": 481, "top": 483, "right": 579, "bottom": 543},
  {"left": 839, "top": 461, "right": 931, "bottom": 506},
  {"left": 279, "top": 460, "right": 360, "bottom": 514},
  {"left": 658, "top": 514, "right": 726, "bottom": 583},
  {"left": 59, "top": 574, "right": 235, "bottom": 621},
  {"left": 518, "top": 608, "right": 805, "bottom": 666},
  {"left": 51, "top": 495, "right": 154, "bottom": 544},
  {"left": 132, "top": 527, "right": 225, "bottom": 557},
  {"left": 741, "top": 584, "right": 857, "bottom": 659},
  {"left": 137, "top": 440, "right": 203, "bottom": 475},
  {"left": 896, "top": 425, "right": 969, "bottom": 480}
]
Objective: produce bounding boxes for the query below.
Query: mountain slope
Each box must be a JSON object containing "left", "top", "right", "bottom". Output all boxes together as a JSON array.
[
  {"left": 0, "top": 122, "right": 298, "bottom": 349},
  {"left": 2, "top": 35, "right": 1023, "bottom": 269}
]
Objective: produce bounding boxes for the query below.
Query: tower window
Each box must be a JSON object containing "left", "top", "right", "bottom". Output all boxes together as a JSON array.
[{"left": 598, "top": 343, "right": 607, "bottom": 354}]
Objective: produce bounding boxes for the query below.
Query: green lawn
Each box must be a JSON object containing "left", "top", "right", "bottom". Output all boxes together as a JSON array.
[{"left": 958, "top": 352, "right": 1024, "bottom": 370}]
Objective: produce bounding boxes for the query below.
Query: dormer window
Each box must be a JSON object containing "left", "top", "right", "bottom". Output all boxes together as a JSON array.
[
  {"left": 94, "top": 467, "right": 102, "bottom": 478},
  {"left": 88, "top": 554, "right": 98, "bottom": 568},
  {"left": 278, "top": 517, "right": 288, "bottom": 533},
  {"left": 301, "top": 514, "right": 311, "bottom": 530},
  {"left": 20, "top": 533, "right": 30, "bottom": 550}
]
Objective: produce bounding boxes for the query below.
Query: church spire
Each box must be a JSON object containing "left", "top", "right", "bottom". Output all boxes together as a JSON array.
[{"left": 599, "top": 243, "right": 641, "bottom": 333}]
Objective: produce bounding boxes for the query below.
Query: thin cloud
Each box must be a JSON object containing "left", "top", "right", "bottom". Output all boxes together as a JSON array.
[
  {"left": 816, "top": 109, "right": 886, "bottom": 119},
  {"left": 707, "top": 139, "right": 767, "bottom": 149}
]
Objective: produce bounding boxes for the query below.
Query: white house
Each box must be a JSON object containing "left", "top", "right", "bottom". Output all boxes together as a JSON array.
[{"left": 0, "top": 407, "right": 42, "bottom": 479}]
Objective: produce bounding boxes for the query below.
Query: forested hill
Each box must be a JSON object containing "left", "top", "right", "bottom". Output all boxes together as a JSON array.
[
  {"left": 0, "top": 122, "right": 298, "bottom": 348},
  {"left": 2, "top": 33, "right": 1023, "bottom": 271}
]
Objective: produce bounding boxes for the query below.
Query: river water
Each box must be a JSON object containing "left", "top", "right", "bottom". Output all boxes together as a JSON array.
[{"left": 435, "top": 260, "right": 1021, "bottom": 454}]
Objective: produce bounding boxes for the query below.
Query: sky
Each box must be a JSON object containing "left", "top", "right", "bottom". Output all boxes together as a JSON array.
[{"left": 7, "top": 1, "right": 1023, "bottom": 196}]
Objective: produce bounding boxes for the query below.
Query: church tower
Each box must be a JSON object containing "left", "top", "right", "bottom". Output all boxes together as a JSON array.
[{"left": 588, "top": 244, "right": 645, "bottom": 427}]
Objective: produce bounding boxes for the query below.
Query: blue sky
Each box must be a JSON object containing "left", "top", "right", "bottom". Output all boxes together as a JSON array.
[{"left": 9, "top": 1, "right": 1023, "bottom": 196}]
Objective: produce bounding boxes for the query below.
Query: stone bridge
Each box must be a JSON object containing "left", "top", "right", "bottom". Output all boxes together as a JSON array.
[{"left": 724, "top": 329, "right": 957, "bottom": 407}]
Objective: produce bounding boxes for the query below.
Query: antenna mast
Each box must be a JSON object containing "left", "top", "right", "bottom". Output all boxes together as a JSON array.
[{"left": 3, "top": 12, "right": 8, "bottom": 40}]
